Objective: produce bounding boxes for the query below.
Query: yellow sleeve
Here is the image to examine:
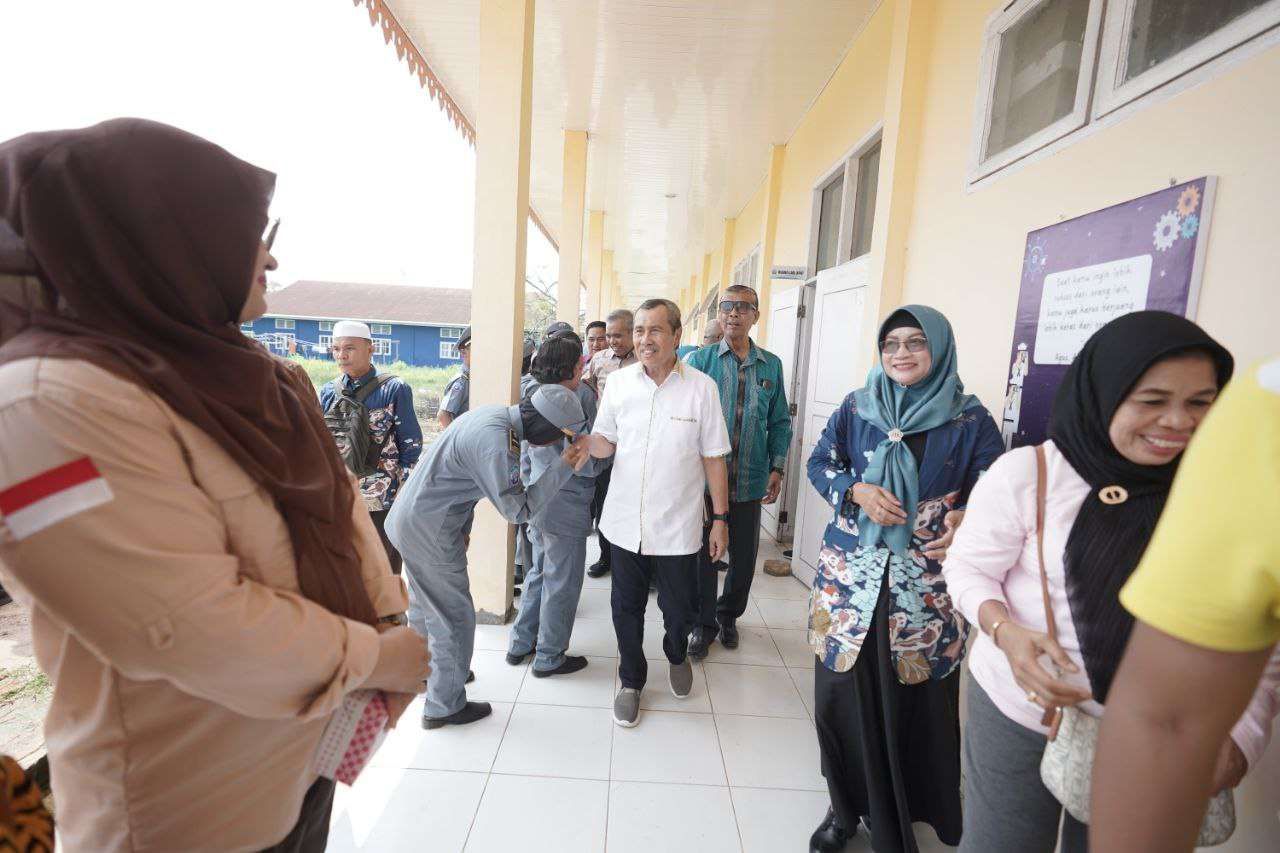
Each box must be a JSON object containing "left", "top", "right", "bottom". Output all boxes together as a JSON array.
[{"left": 1121, "top": 364, "right": 1280, "bottom": 652}]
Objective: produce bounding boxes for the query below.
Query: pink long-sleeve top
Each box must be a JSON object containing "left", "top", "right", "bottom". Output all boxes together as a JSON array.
[{"left": 943, "top": 442, "right": 1280, "bottom": 769}]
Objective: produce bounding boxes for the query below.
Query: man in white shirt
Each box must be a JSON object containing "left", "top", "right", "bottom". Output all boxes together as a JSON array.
[{"left": 587, "top": 299, "right": 731, "bottom": 728}]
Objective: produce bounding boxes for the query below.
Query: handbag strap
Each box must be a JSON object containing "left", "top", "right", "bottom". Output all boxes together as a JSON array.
[{"left": 1034, "top": 444, "right": 1064, "bottom": 736}]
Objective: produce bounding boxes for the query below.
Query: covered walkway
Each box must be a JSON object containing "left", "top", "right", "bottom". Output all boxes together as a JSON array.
[{"left": 326, "top": 537, "right": 951, "bottom": 852}]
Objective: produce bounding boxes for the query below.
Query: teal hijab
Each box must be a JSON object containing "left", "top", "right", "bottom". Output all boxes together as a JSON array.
[{"left": 853, "top": 305, "right": 979, "bottom": 556}]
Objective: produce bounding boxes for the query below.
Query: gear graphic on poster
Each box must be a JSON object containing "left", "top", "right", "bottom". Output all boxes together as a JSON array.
[
  {"left": 1176, "top": 185, "right": 1201, "bottom": 217},
  {"left": 1181, "top": 213, "right": 1200, "bottom": 239},
  {"left": 1153, "top": 211, "right": 1180, "bottom": 251}
]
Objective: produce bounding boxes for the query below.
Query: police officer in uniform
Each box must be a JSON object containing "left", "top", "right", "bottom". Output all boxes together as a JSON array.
[
  {"left": 438, "top": 326, "right": 471, "bottom": 428},
  {"left": 507, "top": 332, "right": 603, "bottom": 677},
  {"left": 386, "top": 384, "right": 590, "bottom": 729}
]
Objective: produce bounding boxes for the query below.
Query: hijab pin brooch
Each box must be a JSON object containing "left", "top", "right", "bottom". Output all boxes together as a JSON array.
[
  {"left": 1098, "top": 485, "right": 1129, "bottom": 505},
  {"left": 887, "top": 429, "right": 905, "bottom": 443}
]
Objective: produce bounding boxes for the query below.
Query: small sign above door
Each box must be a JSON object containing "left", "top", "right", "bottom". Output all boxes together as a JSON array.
[{"left": 770, "top": 265, "right": 807, "bottom": 280}]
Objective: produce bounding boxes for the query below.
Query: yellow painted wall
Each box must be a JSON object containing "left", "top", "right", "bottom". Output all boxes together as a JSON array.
[
  {"left": 729, "top": 177, "right": 766, "bottom": 275},
  {"left": 903, "top": 0, "right": 1280, "bottom": 415},
  {"left": 771, "top": 1, "right": 894, "bottom": 281}
]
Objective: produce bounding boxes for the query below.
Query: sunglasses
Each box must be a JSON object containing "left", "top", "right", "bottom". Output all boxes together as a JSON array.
[
  {"left": 718, "top": 300, "right": 758, "bottom": 314},
  {"left": 880, "top": 336, "right": 929, "bottom": 355},
  {"left": 263, "top": 218, "right": 281, "bottom": 251}
]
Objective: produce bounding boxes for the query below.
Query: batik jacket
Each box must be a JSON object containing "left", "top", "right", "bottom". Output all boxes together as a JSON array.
[{"left": 805, "top": 391, "right": 1003, "bottom": 683}]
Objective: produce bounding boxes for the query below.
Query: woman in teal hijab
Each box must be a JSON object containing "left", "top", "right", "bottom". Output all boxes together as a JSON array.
[{"left": 805, "top": 305, "right": 1003, "bottom": 853}]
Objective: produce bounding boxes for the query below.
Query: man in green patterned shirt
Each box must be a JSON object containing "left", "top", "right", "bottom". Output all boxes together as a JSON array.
[{"left": 685, "top": 284, "right": 793, "bottom": 656}]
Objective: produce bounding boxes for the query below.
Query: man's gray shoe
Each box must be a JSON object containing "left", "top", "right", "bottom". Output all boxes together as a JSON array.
[
  {"left": 613, "top": 688, "right": 641, "bottom": 727},
  {"left": 669, "top": 658, "right": 694, "bottom": 698}
]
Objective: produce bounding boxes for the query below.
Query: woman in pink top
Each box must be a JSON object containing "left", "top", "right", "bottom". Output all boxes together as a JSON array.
[{"left": 944, "top": 312, "right": 1278, "bottom": 852}]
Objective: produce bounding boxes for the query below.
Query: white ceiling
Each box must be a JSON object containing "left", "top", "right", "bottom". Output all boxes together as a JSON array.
[{"left": 389, "top": 0, "right": 878, "bottom": 298}]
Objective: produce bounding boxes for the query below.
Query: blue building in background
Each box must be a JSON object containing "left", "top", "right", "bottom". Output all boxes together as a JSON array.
[{"left": 245, "top": 280, "right": 472, "bottom": 367}]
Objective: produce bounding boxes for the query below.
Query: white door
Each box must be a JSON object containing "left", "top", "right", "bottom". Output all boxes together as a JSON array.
[
  {"left": 791, "top": 257, "right": 869, "bottom": 586},
  {"left": 760, "top": 282, "right": 813, "bottom": 542}
]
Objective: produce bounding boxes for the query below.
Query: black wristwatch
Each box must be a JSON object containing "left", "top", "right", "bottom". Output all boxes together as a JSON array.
[{"left": 711, "top": 512, "right": 729, "bottom": 523}]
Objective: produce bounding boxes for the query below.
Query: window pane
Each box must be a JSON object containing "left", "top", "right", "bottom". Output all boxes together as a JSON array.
[
  {"left": 815, "top": 173, "right": 844, "bottom": 272},
  {"left": 986, "top": 0, "right": 1090, "bottom": 159},
  {"left": 1124, "top": 0, "right": 1269, "bottom": 81},
  {"left": 850, "top": 142, "right": 881, "bottom": 259}
]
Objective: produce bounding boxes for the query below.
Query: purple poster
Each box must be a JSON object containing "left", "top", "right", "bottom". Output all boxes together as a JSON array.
[{"left": 1000, "top": 177, "right": 1216, "bottom": 450}]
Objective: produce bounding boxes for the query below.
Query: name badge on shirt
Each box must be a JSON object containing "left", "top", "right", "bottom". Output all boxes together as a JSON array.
[
  {"left": 670, "top": 415, "right": 697, "bottom": 424},
  {"left": 508, "top": 429, "right": 520, "bottom": 456}
]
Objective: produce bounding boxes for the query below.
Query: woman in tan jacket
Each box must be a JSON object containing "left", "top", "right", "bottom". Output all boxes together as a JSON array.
[{"left": 0, "top": 119, "right": 430, "bottom": 852}]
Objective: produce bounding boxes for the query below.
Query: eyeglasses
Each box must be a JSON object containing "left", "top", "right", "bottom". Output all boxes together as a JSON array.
[
  {"left": 880, "top": 336, "right": 929, "bottom": 355},
  {"left": 719, "top": 300, "right": 758, "bottom": 315},
  {"left": 263, "top": 218, "right": 281, "bottom": 251}
]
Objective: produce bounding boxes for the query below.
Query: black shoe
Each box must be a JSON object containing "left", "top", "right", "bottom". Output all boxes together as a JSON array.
[
  {"left": 513, "top": 586, "right": 522, "bottom": 597},
  {"left": 532, "top": 655, "right": 589, "bottom": 678},
  {"left": 423, "top": 701, "right": 493, "bottom": 730},
  {"left": 466, "top": 670, "right": 475, "bottom": 684},
  {"left": 588, "top": 561, "right": 610, "bottom": 578},
  {"left": 688, "top": 627, "right": 715, "bottom": 660},
  {"left": 783, "top": 548, "right": 793, "bottom": 558},
  {"left": 721, "top": 621, "right": 739, "bottom": 649},
  {"left": 506, "top": 649, "right": 532, "bottom": 666},
  {"left": 809, "top": 807, "right": 851, "bottom": 853}
]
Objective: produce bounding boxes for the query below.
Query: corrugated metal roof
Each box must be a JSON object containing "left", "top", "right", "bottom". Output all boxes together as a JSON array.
[{"left": 265, "top": 280, "right": 471, "bottom": 327}]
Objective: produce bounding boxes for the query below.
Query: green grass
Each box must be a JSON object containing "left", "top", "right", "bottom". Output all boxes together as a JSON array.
[
  {"left": 0, "top": 666, "right": 51, "bottom": 705},
  {"left": 287, "top": 357, "right": 460, "bottom": 399}
]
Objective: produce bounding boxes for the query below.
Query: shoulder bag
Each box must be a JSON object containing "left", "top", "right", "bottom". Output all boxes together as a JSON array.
[{"left": 1031, "top": 444, "right": 1236, "bottom": 846}]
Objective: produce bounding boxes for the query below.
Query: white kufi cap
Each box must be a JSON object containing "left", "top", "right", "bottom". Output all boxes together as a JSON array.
[{"left": 332, "top": 320, "right": 372, "bottom": 340}]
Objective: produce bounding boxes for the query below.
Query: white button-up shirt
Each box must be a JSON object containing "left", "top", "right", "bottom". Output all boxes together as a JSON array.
[{"left": 593, "top": 361, "right": 731, "bottom": 556}]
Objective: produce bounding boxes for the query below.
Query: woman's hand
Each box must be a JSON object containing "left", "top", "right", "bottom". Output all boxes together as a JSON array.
[
  {"left": 850, "top": 483, "right": 908, "bottom": 526},
  {"left": 995, "top": 622, "right": 1092, "bottom": 709},
  {"left": 363, "top": 626, "right": 431, "bottom": 694},
  {"left": 922, "top": 510, "right": 965, "bottom": 562},
  {"left": 1210, "top": 737, "right": 1248, "bottom": 792}
]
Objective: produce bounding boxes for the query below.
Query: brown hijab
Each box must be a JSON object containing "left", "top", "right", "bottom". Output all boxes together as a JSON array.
[{"left": 0, "top": 118, "right": 377, "bottom": 625}]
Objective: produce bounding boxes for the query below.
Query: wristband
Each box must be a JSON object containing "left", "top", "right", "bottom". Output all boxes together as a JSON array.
[{"left": 711, "top": 512, "right": 729, "bottom": 523}]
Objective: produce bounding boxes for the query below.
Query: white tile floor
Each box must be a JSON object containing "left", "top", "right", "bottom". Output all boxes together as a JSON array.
[{"left": 327, "top": 536, "right": 954, "bottom": 852}]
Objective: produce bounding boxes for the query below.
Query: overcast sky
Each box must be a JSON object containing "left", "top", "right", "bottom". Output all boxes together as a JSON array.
[{"left": 0, "top": 0, "right": 558, "bottom": 290}]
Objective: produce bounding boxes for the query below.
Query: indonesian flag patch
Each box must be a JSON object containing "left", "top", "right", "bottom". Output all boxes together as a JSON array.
[{"left": 0, "top": 458, "right": 114, "bottom": 541}]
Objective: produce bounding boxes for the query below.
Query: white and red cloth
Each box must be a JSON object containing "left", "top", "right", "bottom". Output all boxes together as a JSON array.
[
  {"left": 314, "top": 689, "right": 389, "bottom": 785},
  {"left": 0, "top": 457, "right": 113, "bottom": 541}
]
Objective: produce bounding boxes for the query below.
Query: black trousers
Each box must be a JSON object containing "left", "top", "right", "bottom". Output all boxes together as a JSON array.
[
  {"left": 369, "top": 509, "right": 403, "bottom": 575},
  {"left": 259, "top": 777, "right": 336, "bottom": 853},
  {"left": 610, "top": 544, "right": 698, "bottom": 689},
  {"left": 592, "top": 466, "right": 613, "bottom": 568},
  {"left": 696, "top": 499, "right": 763, "bottom": 633}
]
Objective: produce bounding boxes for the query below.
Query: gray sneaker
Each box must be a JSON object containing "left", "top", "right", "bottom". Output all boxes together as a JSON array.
[
  {"left": 613, "top": 688, "right": 641, "bottom": 727},
  {"left": 669, "top": 658, "right": 694, "bottom": 698}
]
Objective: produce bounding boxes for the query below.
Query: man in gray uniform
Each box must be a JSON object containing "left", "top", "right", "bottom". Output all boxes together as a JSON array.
[
  {"left": 386, "top": 383, "right": 590, "bottom": 729},
  {"left": 438, "top": 326, "right": 471, "bottom": 428},
  {"left": 507, "top": 332, "right": 602, "bottom": 677}
]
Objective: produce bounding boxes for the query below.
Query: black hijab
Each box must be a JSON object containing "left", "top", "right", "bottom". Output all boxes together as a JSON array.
[{"left": 1048, "top": 311, "right": 1233, "bottom": 702}]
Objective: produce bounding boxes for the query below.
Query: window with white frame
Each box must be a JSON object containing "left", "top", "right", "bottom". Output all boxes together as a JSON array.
[
  {"left": 239, "top": 323, "right": 255, "bottom": 334},
  {"left": 732, "top": 245, "right": 761, "bottom": 290},
  {"left": 808, "top": 130, "right": 883, "bottom": 276},
  {"left": 972, "top": 0, "right": 1279, "bottom": 182},
  {"left": 274, "top": 318, "right": 295, "bottom": 330},
  {"left": 440, "top": 327, "right": 463, "bottom": 339},
  {"left": 318, "top": 334, "right": 332, "bottom": 350},
  {"left": 372, "top": 339, "right": 394, "bottom": 357},
  {"left": 318, "top": 320, "right": 334, "bottom": 332},
  {"left": 370, "top": 323, "right": 392, "bottom": 335},
  {"left": 440, "top": 342, "right": 460, "bottom": 360},
  {"left": 814, "top": 173, "right": 845, "bottom": 274}
]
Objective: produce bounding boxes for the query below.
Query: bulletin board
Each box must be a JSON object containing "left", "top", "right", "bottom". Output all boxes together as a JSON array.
[{"left": 999, "top": 177, "right": 1215, "bottom": 450}]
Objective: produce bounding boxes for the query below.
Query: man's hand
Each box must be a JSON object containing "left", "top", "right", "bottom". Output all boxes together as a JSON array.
[
  {"left": 922, "top": 510, "right": 965, "bottom": 562},
  {"left": 709, "top": 519, "right": 728, "bottom": 562},
  {"left": 562, "top": 435, "right": 591, "bottom": 471},
  {"left": 1210, "top": 737, "right": 1248, "bottom": 792},
  {"left": 762, "top": 471, "right": 783, "bottom": 505}
]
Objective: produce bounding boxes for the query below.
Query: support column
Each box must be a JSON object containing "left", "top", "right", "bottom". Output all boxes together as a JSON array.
[
  {"left": 601, "top": 250, "right": 615, "bottom": 313},
  {"left": 755, "top": 144, "right": 787, "bottom": 344},
  {"left": 468, "top": 0, "right": 536, "bottom": 623},
  {"left": 557, "top": 130, "right": 588, "bottom": 326},
  {"left": 584, "top": 210, "right": 605, "bottom": 321},
  {"left": 861, "top": 0, "right": 932, "bottom": 379}
]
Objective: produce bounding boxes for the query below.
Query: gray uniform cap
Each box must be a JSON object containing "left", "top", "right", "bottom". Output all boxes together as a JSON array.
[
  {"left": 530, "top": 383, "right": 586, "bottom": 432},
  {"left": 544, "top": 320, "right": 574, "bottom": 338},
  {"left": 458, "top": 326, "right": 472, "bottom": 348}
]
